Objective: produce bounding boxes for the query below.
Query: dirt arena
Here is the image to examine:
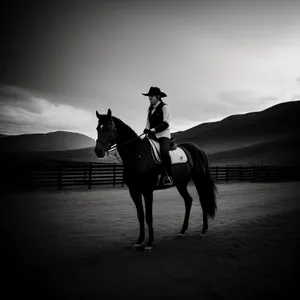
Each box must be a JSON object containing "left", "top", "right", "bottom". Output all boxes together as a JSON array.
[{"left": 2, "top": 182, "right": 300, "bottom": 299}]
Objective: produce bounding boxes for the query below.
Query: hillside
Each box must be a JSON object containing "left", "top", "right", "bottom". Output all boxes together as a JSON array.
[
  {"left": 0, "top": 131, "right": 95, "bottom": 152},
  {"left": 173, "top": 100, "right": 300, "bottom": 166},
  {"left": 1, "top": 146, "right": 115, "bottom": 164},
  {"left": 207, "top": 132, "right": 300, "bottom": 166},
  {"left": 173, "top": 100, "right": 300, "bottom": 152},
  {"left": 1, "top": 101, "right": 299, "bottom": 166}
]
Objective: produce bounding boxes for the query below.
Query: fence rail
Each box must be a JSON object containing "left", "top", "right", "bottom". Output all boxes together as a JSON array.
[
  {"left": 209, "top": 165, "right": 300, "bottom": 183},
  {"left": 1, "top": 160, "right": 300, "bottom": 191},
  {"left": 1, "top": 161, "right": 124, "bottom": 191}
]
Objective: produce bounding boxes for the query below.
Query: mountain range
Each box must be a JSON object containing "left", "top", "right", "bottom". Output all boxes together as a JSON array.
[
  {"left": 0, "top": 100, "right": 299, "bottom": 166},
  {"left": 172, "top": 100, "right": 300, "bottom": 166},
  {"left": 0, "top": 131, "right": 95, "bottom": 152}
]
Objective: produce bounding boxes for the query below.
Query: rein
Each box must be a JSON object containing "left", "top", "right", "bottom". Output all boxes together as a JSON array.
[
  {"left": 106, "top": 133, "right": 145, "bottom": 162},
  {"left": 107, "top": 132, "right": 145, "bottom": 152}
]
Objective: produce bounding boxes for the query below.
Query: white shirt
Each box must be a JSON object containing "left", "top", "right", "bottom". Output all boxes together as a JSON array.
[{"left": 145, "top": 102, "right": 171, "bottom": 139}]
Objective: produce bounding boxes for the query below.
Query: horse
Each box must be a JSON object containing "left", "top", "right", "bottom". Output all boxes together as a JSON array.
[{"left": 94, "top": 108, "right": 217, "bottom": 251}]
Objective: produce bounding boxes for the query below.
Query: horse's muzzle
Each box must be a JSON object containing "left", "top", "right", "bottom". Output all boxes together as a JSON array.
[{"left": 94, "top": 146, "right": 105, "bottom": 158}]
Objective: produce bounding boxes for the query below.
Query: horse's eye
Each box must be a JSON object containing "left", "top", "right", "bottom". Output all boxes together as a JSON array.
[{"left": 97, "top": 124, "right": 104, "bottom": 131}]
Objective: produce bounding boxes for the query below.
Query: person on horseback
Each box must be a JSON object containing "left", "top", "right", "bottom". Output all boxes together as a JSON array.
[{"left": 142, "top": 86, "right": 173, "bottom": 186}]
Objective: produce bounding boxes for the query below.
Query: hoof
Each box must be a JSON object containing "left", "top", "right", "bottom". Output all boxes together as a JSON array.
[
  {"left": 200, "top": 232, "right": 206, "bottom": 236},
  {"left": 144, "top": 246, "right": 152, "bottom": 252},
  {"left": 178, "top": 233, "right": 185, "bottom": 236},
  {"left": 132, "top": 244, "right": 144, "bottom": 251}
]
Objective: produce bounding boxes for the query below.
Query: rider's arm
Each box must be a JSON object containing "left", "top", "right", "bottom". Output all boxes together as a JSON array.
[
  {"left": 145, "top": 118, "right": 150, "bottom": 130},
  {"left": 153, "top": 105, "right": 170, "bottom": 133}
]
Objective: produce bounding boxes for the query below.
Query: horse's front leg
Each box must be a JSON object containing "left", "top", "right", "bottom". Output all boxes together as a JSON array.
[
  {"left": 143, "top": 191, "right": 154, "bottom": 250},
  {"left": 129, "top": 188, "right": 145, "bottom": 249}
]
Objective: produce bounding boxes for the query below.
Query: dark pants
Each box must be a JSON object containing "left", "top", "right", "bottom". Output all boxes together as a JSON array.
[{"left": 158, "top": 137, "right": 172, "bottom": 177}]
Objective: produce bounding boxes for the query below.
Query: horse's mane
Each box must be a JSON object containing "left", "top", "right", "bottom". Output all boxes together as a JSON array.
[{"left": 112, "top": 116, "right": 138, "bottom": 140}]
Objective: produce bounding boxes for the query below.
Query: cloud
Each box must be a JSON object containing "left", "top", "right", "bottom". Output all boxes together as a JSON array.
[
  {"left": 0, "top": 85, "right": 96, "bottom": 139},
  {"left": 216, "top": 90, "right": 283, "bottom": 112},
  {"left": 0, "top": 85, "right": 44, "bottom": 114},
  {"left": 168, "top": 89, "right": 291, "bottom": 132}
]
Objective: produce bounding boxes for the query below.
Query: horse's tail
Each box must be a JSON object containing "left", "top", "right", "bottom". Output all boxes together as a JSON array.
[
  {"left": 180, "top": 143, "right": 217, "bottom": 219},
  {"left": 200, "top": 153, "right": 217, "bottom": 219}
]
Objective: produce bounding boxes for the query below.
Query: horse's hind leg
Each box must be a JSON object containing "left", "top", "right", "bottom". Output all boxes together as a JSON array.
[
  {"left": 176, "top": 185, "right": 193, "bottom": 235},
  {"left": 194, "top": 181, "right": 208, "bottom": 235}
]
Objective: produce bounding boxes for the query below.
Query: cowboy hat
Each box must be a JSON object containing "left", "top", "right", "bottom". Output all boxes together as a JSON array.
[{"left": 142, "top": 86, "right": 167, "bottom": 98}]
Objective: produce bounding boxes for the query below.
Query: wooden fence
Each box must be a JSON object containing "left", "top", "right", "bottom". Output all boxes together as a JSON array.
[
  {"left": 209, "top": 165, "right": 300, "bottom": 183},
  {"left": 1, "top": 161, "right": 300, "bottom": 191},
  {"left": 1, "top": 161, "right": 124, "bottom": 191}
]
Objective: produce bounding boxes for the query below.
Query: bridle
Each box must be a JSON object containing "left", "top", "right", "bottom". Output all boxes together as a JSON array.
[
  {"left": 96, "top": 118, "right": 145, "bottom": 161},
  {"left": 96, "top": 118, "right": 118, "bottom": 153}
]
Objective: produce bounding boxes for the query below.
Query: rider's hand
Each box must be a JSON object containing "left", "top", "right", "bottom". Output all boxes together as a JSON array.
[{"left": 143, "top": 128, "right": 150, "bottom": 135}]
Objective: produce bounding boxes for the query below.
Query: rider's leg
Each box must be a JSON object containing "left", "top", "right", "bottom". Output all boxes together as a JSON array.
[{"left": 158, "top": 137, "right": 173, "bottom": 185}]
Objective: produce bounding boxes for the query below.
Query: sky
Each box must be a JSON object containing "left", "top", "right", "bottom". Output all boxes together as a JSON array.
[{"left": 1, "top": 0, "right": 300, "bottom": 140}]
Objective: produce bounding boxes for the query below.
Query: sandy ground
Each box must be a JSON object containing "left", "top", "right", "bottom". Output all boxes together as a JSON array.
[{"left": 2, "top": 182, "right": 300, "bottom": 299}]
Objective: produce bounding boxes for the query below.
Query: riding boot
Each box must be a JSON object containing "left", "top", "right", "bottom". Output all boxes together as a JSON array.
[{"left": 163, "top": 164, "right": 173, "bottom": 186}]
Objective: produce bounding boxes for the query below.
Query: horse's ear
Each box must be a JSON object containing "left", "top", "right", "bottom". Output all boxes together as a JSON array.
[
  {"left": 107, "top": 108, "right": 112, "bottom": 117},
  {"left": 96, "top": 111, "right": 101, "bottom": 119}
]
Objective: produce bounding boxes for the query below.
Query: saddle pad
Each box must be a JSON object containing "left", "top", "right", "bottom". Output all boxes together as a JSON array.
[{"left": 149, "top": 139, "right": 188, "bottom": 164}]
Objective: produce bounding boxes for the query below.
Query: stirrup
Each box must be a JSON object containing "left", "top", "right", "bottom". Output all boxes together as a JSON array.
[{"left": 163, "top": 176, "right": 173, "bottom": 186}]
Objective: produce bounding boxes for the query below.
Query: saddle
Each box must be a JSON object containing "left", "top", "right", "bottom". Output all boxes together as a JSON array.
[
  {"left": 148, "top": 135, "right": 177, "bottom": 150},
  {"left": 148, "top": 138, "right": 188, "bottom": 165}
]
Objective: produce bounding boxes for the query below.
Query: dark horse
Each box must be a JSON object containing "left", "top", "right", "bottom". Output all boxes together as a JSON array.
[{"left": 94, "top": 109, "right": 217, "bottom": 250}]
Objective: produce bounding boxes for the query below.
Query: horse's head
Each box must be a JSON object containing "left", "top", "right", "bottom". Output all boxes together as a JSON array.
[{"left": 94, "top": 108, "right": 118, "bottom": 158}]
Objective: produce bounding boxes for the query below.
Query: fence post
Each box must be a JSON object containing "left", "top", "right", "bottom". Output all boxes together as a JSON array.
[
  {"left": 88, "top": 162, "right": 92, "bottom": 189},
  {"left": 239, "top": 165, "right": 242, "bottom": 181},
  {"left": 225, "top": 165, "right": 228, "bottom": 183},
  {"left": 113, "top": 163, "right": 116, "bottom": 187},
  {"left": 216, "top": 166, "right": 218, "bottom": 182},
  {"left": 252, "top": 165, "right": 255, "bottom": 183},
  {"left": 58, "top": 163, "right": 62, "bottom": 190}
]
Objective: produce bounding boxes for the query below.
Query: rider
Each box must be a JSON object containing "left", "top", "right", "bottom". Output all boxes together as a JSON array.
[{"left": 142, "top": 86, "right": 173, "bottom": 186}]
